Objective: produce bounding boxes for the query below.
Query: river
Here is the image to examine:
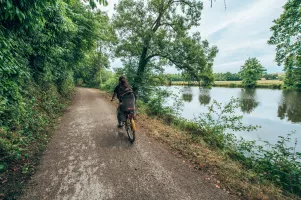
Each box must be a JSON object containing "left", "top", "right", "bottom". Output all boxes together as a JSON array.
[{"left": 164, "top": 86, "right": 301, "bottom": 152}]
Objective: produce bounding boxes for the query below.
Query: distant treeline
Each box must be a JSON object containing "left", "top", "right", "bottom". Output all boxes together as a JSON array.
[{"left": 166, "top": 72, "right": 283, "bottom": 82}]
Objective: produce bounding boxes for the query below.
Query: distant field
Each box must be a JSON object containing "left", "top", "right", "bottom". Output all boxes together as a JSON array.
[
  {"left": 215, "top": 80, "right": 283, "bottom": 85},
  {"left": 171, "top": 80, "right": 284, "bottom": 88}
]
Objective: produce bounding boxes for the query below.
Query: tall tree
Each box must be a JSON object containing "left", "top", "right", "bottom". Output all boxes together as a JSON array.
[
  {"left": 239, "top": 58, "right": 265, "bottom": 88},
  {"left": 113, "top": 0, "right": 218, "bottom": 94},
  {"left": 268, "top": 0, "right": 301, "bottom": 89}
]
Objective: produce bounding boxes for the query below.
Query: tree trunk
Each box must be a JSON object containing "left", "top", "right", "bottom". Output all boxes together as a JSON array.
[
  {"left": 133, "top": 9, "right": 163, "bottom": 94},
  {"left": 133, "top": 46, "right": 149, "bottom": 94}
]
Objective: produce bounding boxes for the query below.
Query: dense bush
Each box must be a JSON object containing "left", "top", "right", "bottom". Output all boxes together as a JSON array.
[
  {"left": 0, "top": 0, "right": 111, "bottom": 198},
  {"left": 187, "top": 99, "right": 301, "bottom": 196},
  {"left": 136, "top": 93, "right": 301, "bottom": 196},
  {"left": 100, "top": 69, "right": 118, "bottom": 92}
]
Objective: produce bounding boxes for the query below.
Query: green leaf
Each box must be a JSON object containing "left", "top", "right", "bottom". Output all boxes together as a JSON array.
[
  {"left": 4, "top": 11, "right": 9, "bottom": 20},
  {"left": 15, "top": 7, "right": 23, "bottom": 22},
  {"left": 0, "top": 163, "right": 5, "bottom": 172}
]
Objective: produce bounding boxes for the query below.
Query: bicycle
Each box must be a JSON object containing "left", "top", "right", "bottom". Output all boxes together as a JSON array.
[
  {"left": 123, "top": 110, "right": 136, "bottom": 143},
  {"left": 113, "top": 91, "right": 137, "bottom": 143}
]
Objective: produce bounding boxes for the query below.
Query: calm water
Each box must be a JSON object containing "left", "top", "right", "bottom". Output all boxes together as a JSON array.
[{"left": 165, "top": 86, "right": 301, "bottom": 151}]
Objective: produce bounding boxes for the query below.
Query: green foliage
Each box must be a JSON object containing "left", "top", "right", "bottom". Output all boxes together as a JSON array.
[
  {"left": 193, "top": 98, "right": 301, "bottom": 196},
  {"left": 268, "top": 0, "right": 300, "bottom": 65},
  {"left": 165, "top": 72, "right": 279, "bottom": 84},
  {"left": 73, "top": 11, "right": 114, "bottom": 88},
  {"left": 100, "top": 70, "right": 118, "bottom": 92},
  {"left": 214, "top": 72, "right": 241, "bottom": 81},
  {"left": 113, "top": 0, "right": 218, "bottom": 93},
  {"left": 194, "top": 97, "right": 259, "bottom": 148},
  {"left": 251, "top": 133, "right": 301, "bottom": 195},
  {"left": 262, "top": 73, "right": 279, "bottom": 80},
  {"left": 131, "top": 82, "right": 301, "bottom": 196},
  {"left": 114, "top": 60, "right": 163, "bottom": 101},
  {"left": 166, "top": 74, "right": 184, "bottom": 82},
  {"left": 239, "top": 58, "right": 266, "bottom": 88},
  {"left": 282, "top": 56, "right": 301, "bottom": 90},
  {"left": 223, "top": 131, "right": 301, "bottom": 196},
  {"left": 89, "top": 0, "right": 109, "bottom": 7},
  {"left": 0, "top": 0, "right": 108, "bottom": 132},
  {"left": 268, "top": 0, "right": 301, "bottom": 89},
  {"left": 144, "top": 94, "right": 301, "bottom": 196},
  {"left": 0, "top": 0, "right": 111, "bottom": 198},
  {"left": 59, "top": 70, "right": 75, "bottom": 99},
  {"left": 0, "top": 0, "right": 56, "bottom": 31},
  {"left": 146, "top": 89, "right": 179, "bottom": 116}
]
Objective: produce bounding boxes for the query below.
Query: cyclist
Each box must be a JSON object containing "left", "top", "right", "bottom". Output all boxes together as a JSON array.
[{"left": 111, "top": 76, "right": 135, "bottom": 128}]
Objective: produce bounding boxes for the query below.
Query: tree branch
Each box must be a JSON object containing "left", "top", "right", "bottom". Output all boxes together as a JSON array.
[
  {"left": 151, "top": 0, "right": 178, "bottom": 32},
  {"left": 160, "top": 22, "right": 177, "bottom": 32},
  {"left": 211, "top": 0, "right": 227, "bottom": 10},
  {"left": 145, "top": 54, "right": 160, "bottom": 61}
]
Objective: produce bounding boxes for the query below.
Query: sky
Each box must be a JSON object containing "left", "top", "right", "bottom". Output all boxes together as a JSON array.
[{"left": 102, "top": 0, "right": 286, "bottom": 74}]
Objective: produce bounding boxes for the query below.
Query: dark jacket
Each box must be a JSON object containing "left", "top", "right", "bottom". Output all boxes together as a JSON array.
[{"left": 114, "top": 84, "right": 134, "bottom": 102}]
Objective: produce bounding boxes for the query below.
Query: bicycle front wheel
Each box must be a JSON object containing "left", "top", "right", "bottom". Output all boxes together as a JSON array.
[{"left": 126, "top": 118, "right": 136, "bottom": 143}]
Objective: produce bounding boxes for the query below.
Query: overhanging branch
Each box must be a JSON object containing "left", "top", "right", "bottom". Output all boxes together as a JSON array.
[
  {"left": 211, "top": 0, "right": 227, "bottom": 10},
  {"left": 145, "top": 54, "right": 160, "bottom": 61}
]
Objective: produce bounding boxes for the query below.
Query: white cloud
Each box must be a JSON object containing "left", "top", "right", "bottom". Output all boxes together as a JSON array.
[
  {"left": 213, "top": 54, "right": 283, "bottom": 73},
  {"left": 213, "top": 60, "right": 245, "bottom": 73},
  {"left": 222, "top": 39, "right": 267, "bottom": 52},
  {"left": 198, "top": 0, "right": 286, "bottom": 73},
  {"left": 201, "top": 0, "right": 284, "bottom": 38}
]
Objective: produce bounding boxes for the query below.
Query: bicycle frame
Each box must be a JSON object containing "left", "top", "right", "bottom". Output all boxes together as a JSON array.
[{"left": 124, "top": 111, "right": 136, "bottom": 143}]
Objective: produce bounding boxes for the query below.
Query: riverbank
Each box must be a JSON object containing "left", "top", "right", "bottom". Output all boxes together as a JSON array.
[
  {"left": 101, "top": 90, "right": 300, "bottom": 200},
  {"left": 171, "top": 80, "right": 283, "bottom": 89}
]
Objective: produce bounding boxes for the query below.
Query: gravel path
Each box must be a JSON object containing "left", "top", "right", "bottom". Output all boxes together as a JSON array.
[{"left": 21, "top": 88, "right": 233, "bottom": 200}]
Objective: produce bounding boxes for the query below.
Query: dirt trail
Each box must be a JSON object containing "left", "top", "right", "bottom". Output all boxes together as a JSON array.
[{"left": 21, "top": 88, "right": 233, "bottom": 200}]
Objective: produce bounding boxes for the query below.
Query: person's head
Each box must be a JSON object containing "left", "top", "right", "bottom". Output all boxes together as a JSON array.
[{"left": 119, "top": 75, "right": 129, "bottom": 88}]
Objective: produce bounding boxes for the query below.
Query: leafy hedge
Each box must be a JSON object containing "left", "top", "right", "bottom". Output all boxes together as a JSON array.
[{"left": 0, "top": 0, "right": 110, "bottom": 198}]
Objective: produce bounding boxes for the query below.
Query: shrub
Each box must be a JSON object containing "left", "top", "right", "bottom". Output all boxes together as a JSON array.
[{"left": 141, "top": 94, "right": 301, "bottom": 196}]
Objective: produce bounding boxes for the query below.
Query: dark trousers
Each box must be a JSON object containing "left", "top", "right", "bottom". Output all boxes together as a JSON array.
[{"left": 117, "top": 106, "right": 126, "bottom": 124}]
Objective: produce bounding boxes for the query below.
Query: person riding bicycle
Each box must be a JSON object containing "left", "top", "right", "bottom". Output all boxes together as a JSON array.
[{"left": 111, "top": 76, "right": 135, "bottom": 128}]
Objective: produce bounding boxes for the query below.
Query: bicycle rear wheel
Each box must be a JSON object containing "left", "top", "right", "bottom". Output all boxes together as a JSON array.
[{"left": 126, "top": 118, "right": 136, "bottom": 143}]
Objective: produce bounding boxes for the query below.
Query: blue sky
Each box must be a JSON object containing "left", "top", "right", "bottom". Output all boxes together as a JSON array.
[{"left": 103, "top": 0, "right": 286, "bottom": 74}]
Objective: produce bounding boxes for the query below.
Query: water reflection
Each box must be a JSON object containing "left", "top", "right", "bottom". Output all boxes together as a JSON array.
[
  {"left": 198, "top": 88, "right": 211, "bottom": 105},
  {"left": 182, "top": 87, "right": 193, "bottom": 102},
  {"left": 182, "top": 93, "right": 193, "bottom": 102},
  {"left": 278, "top": 91, "right": 301, "bottom": 123},
  {"left": 165, "top": 86, "right": 301, "bottom": 151},
  {"left": 239, "top": 89, "right": 259, "bottom": 114}
]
